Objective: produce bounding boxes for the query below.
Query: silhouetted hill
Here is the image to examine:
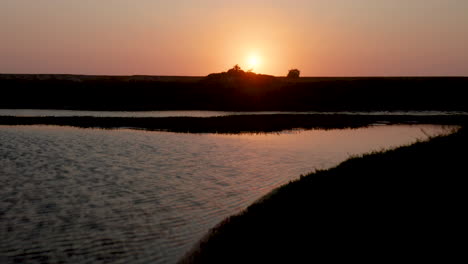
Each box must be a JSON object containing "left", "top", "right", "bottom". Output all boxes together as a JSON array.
[{"left": 1, "top": 73, "right": 467, "bottom": 111}]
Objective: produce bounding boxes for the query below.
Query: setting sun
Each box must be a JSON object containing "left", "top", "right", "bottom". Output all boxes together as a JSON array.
[
  {"left": 1, "top": 1, "right": 467, "bottom": 263},
  {"left": 247, "top": 55, "right": 260, "bottom": 71}
]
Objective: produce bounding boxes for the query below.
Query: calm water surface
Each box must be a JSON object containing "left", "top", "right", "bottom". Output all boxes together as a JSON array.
[
  {"left": 1, "top": 109, "right": 467, "bottom": 117},
  {"left": 0, "top": 125, "right": 453, "bottom": 263}
]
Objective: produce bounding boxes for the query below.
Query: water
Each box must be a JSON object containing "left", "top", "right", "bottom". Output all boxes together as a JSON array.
[
  {"left": 0, "top": 125, "right": 454, "bottom": 263},
  {"left": 1, "top": 109, "right": 467, "bottom": 118}
]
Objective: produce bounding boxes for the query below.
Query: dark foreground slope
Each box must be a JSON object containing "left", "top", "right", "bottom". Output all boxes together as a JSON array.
[
  {"left": 1, "top": 74, "right": 467, "bottom": 111},
  {"left": 180, "top": 128, "right": 467, "bottom": 263}
]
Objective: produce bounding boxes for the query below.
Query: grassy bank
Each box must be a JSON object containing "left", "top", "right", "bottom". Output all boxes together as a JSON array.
[
  {"left": 179, "top": 127, "right": 467, "bottom": 263},
  {"left": 0, "top": 114, "right": 467, "bottom": 133}
]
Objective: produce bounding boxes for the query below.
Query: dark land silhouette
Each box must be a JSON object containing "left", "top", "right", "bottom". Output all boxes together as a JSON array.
[
  {"left": 2, "top": 67, "right": 467, "bottom": 263},
  {"left": 1, "top": 69, "right": 467, "bottom": 111},
  {"left": 0, "top": 114, "right": 466, "bottom": 133},
  {"left": 179, "top": 127, "right": 467, "bottom": 263}
]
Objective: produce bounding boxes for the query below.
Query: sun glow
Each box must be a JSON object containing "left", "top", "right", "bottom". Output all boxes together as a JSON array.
[{"left": 247, "top": 55, "right": 260, "bottom": 71}]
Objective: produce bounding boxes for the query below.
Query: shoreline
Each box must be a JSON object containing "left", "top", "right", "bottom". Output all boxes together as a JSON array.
[
  {"left": 179, "top": 127, "right": 467, "bottom": 262},
  {"left": 1, "top": 114, "right": 467, "bottom": 134}
]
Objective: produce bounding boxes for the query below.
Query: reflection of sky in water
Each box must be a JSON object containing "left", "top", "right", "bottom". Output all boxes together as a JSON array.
[
  {"left": 0, "top": 125, "right": 454, "bottom": 263},
  {"left": 1, "top": 109, "right": 468, "bottom": 117}
]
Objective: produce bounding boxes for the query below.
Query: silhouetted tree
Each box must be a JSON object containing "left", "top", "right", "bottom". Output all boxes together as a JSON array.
[
  {"left": 287, "top": 69, "right": 300, "bottom": 78},
  {"left": 227, "top": 64, "right": 244, "bottom": 74}
]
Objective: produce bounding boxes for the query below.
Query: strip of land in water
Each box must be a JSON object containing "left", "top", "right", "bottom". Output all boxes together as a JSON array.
[
  {"left": 0, "top": 114, "right": 467, "bottom": 133},
  {"left": 179, "top": 127, "right": 467, "bottom": 263}
]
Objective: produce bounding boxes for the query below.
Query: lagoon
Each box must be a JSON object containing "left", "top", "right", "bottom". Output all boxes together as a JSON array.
[{"left": 0, "top": 124, "right": 453, "bottom": 263}]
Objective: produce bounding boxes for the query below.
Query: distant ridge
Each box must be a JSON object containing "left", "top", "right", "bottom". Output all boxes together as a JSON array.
[
  {"left": 1, "top": 74, "right": 467, "bottom": 111},
  {"left": 0, "top": 74, "right": 203, "bottom": 82}
]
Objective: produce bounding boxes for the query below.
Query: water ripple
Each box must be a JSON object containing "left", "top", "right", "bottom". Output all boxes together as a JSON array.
[{"left": 0, "top": 125, "right": 453, "bottom": 263}]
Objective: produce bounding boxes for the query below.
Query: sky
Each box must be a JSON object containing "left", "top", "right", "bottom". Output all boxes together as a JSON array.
[{"left": 1, "top": 0, "right": 467, "bottom": 76}]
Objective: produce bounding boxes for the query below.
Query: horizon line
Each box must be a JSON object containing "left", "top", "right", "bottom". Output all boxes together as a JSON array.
[{"left": 1, "top": 73, "right": 467, "bottom": 78}]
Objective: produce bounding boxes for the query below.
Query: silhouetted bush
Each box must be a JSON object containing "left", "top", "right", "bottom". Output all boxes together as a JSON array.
[
  {"left": 227, "top": 64, "right": 244, "bottom": 74},
  {"left": 287, "top": 69, "right": 300, "bottom": 78}
]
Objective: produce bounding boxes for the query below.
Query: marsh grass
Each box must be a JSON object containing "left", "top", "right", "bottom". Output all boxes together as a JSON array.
[
  {"left": 0, "top": 114, "right": 466, "bottom": 134},
  {"left": 179, "top": 127, "right": 467, "bottom": 263}
]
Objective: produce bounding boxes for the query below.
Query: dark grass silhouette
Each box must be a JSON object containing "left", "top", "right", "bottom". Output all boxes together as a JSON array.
[
  {"left": 0, "top": 114, "right": 467, "bottom": 133},
  {"left": 1, "top": 73, "right": 467, "bottom": 111},
  {"left": 179, "top": 127, "right": 467, "bottom": 263}
]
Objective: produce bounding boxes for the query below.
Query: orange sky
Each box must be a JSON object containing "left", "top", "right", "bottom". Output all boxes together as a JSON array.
[{"left": 1, "top": 0, "right": 467, "bottom": 76}]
